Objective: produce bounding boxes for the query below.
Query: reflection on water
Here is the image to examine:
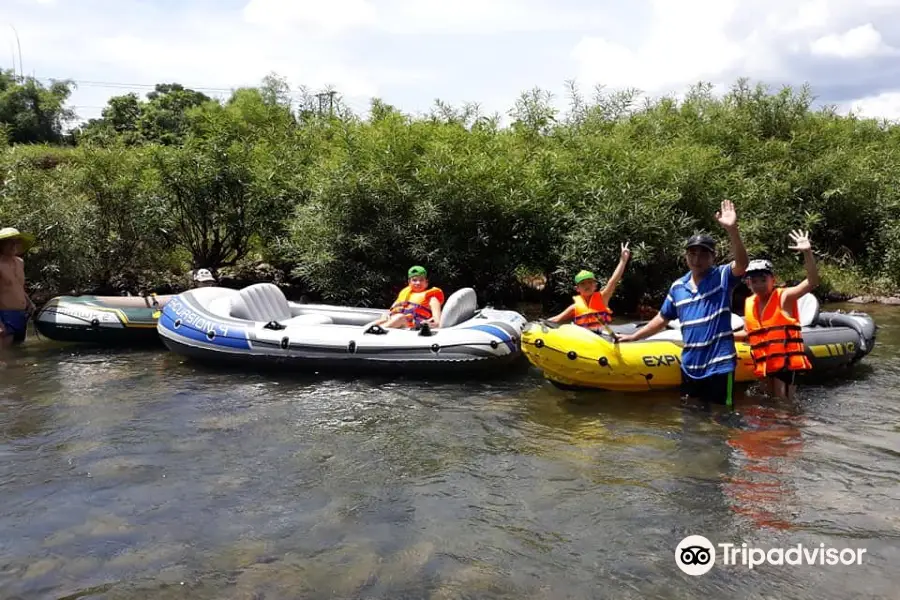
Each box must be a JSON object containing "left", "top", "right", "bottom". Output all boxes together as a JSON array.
[
  {"left": 0, "top": 304, "right": 898, "bottom": 599},
  {"left": 723, "top": 404, "right": 805, "bottom": 531}
]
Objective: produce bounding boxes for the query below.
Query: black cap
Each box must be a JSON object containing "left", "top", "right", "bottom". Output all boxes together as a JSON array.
[{"left": 685, "top": 233, "right": 716, "bottom": 252}]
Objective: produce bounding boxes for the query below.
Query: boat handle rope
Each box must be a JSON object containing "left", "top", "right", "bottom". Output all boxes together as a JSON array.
[{"left": 137, "top": 291, "right": 161, "bottom": 309}]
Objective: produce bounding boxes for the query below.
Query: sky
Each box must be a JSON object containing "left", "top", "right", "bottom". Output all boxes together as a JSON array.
[{"left": 3, "top": 0, "right": 900, "bottom": 125}]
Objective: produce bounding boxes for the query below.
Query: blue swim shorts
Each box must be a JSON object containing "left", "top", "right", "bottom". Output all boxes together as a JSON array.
[{"left": 0, "top": 309, "right": 28, "bottom": 343}]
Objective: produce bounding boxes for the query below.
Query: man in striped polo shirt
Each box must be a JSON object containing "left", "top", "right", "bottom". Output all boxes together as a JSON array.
[{"left": 617, "top": 200, "right": 749, "bottom": 407}]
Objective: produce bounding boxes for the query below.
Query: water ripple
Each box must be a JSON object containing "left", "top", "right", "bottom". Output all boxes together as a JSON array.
[{"left": 0, "top": 307, "right": 898, "bottom": 599}]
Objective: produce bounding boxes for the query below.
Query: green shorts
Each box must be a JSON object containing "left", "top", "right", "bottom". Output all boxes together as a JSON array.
[{"left": 681, "top": 371, "right": 734, "bottom": 407}]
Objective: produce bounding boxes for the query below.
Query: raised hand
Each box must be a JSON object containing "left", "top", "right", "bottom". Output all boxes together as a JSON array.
[
  {"left": 788, "top": 229, "right": 812, "bottom": 252},
  {"left": 620, "top": 242, "right": 631, "bottom": 262},
  {"left": 715, "top": 199, "right": 737, "bottom": 229}
]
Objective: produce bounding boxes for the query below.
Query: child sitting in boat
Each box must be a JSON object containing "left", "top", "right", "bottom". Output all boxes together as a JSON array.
[
  {"left": 365, "top": 266, "right": 445, "bottom": 331},
  {"left": 734, "top": 230, "right": 819, "bottom": 400},
  {"left": 0, "top": 227, "right": 36, "bottom": 351},
  {"left": 546, "top": 242, "right": 631, "bottom": 333}
]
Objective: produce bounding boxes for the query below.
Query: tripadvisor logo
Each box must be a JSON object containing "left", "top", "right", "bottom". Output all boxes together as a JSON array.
[
  {"left": 675, "top": 535, "right": 867, "bottom": 576},
  {"left": 676, "top": 535, "right": 716, "bottom": 576}
]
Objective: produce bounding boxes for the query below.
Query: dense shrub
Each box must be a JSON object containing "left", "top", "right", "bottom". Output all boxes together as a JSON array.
[
  {"left": 2, "top": 76, "right": 899, "bottom": 308},
  {"left": 0, "top": 145, "right": 173, "bottom": 297}
]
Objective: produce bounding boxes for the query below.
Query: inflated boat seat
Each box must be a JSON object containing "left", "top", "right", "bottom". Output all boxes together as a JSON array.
[
  {"left": 440, "top": 287, "right": 478, "bottom": 328},
  {"left": 666, "top": 295, "right": 819, "bottom": 332},
  {"left": 797, "top": 293, "right": 820, "bottom": 327},
  {"left": 282, "top": 313, "right": 334, "bottom": 326},
  {"left": 206, "top": 295, "right": 234, "bottom": 319},
  {"left": 231, "top": 283, "right": 292, "bottom": 322},
  {"left": 648, "top": 329, "right": 684, "bottom": 342},
  {"left": 668, "top": 313, "right": 745, "bottom": 332}
]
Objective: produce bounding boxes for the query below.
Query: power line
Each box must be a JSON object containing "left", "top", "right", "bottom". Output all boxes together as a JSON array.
[
  {"left": 9, "top": 72, "right": 376, "bottom": 119},
  {"left": 31, "top": 76, "right": 344, "bottom": 101},
  {"left": 31, "top": 75, "right": 368, "bottom": 110},
  {"left": 32, "top": 76, "right": 240, "bottom": 94}
]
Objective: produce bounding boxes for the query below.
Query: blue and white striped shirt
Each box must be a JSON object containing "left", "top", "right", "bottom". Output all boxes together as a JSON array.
[{"left": 660, "top": 265, "right": 740, "bottom": 379}]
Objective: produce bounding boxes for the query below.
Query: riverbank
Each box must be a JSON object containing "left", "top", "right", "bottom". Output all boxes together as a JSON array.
[
  {"left": 24, "top": 258, "right": 900, "bottom": 321},
  {"left": 845, "top": 295, "right": 900, "bottom": 305}
]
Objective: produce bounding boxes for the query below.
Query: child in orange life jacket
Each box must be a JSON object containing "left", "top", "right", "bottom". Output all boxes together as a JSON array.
[
  {"left": 547, "top": 242, "right": 631, "bottom": 332},
  {"left": 366, "top": 266, "right": 445, "bottom": 330},
  {"left": 734, "top": 229, "right": 819, "bottom": 400}
]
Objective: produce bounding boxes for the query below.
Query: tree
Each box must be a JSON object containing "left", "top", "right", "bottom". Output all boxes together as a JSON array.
[
  {"left": 0, "top": 70, "right": 75, "bottom": 144},
  {"left": 75, "top": 82, "right": 214, "bottom": 146},
  {"left": 76, "top": 92, "right": 143, "bottom": 146},
  {"left": 139, "top": 83, "right": 213, "bottom": 145},
  {"left": 152, "top": 137, "right": 291, "bottom": 270}
]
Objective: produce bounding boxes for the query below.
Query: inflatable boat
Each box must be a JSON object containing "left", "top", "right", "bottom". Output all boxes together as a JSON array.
[
  {"left": 522, "top": 294, "right": 877, "bottom": 391},
  {"left": 157, "top": 283, "right": 528, "bottom": 374},
  {"left": 34, "top": 294, "right": 171, "bottom": 345}
]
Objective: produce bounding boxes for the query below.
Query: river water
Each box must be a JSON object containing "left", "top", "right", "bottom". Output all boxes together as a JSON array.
[{"left": 1, "top": 303, "right": 898, "bottom": 599}]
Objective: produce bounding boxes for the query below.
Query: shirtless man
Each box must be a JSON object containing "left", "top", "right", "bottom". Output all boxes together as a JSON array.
[{"left": 0, "top": 228, "right": 36, "bottom": 352}]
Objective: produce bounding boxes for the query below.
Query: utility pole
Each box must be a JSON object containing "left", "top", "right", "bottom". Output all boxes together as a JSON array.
[
  {"left": 9, "top": 24, "right": 23, "bottom": 79},
  {"left": 315, "top": 90, "right": 337, "bottom": 117}
]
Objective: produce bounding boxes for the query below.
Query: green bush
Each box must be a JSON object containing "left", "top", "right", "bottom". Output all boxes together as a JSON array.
[
  {"left": 2, "top": 76, "right": 900, "bottom": 308},
  {"left": 280, "top": 108, "right": 560, "bottom": 306},
  {"left": 0, "top": 145, "right": 174, "bottom": 297}
]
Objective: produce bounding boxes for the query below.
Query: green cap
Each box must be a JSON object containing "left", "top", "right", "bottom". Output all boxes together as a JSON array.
[
  {"left": 408, "top": 265, "right": 427, "bottom": 278},
  {"left": 574, "top": 269, "right": 596, "bottom": 284}
]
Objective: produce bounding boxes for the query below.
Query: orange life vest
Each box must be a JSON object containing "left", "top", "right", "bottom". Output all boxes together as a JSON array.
[
  {"left": 572, "top": 293, "right": 612, "bottom": 331},
  {"left": 390, "top": 286, "right": 444, "bottom": 328},
  {"left": 743, "top": 288, "right": 812, "bottom": 378}
]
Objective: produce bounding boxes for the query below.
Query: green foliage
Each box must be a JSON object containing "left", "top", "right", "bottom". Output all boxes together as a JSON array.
[
  {"left": 75, "top": 147, "right": 169, "bottom": 282},
  {"left": 152, "top": 136, "right": 290, "bottom": 270},
  {"left": 0, "top": 70, "right": 75, "bottom": 144},
  {"left": 2, "top": 74, "right": 900, "bottom": 308},
  {"left": 0, "top": 145, "right": 169, "bottom": 296},
  {"left": 75, "top": 83, "right": 212, "bottom": 146},
  {"left": 282, "top": 110, "right": 559, "bottom": 305}
]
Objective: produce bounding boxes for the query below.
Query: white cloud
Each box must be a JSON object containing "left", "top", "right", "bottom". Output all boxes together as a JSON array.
[
  {"left": 809, "top": 23, "right": 896, "bottom": 58},
  {"left": 242, "top": 0, "right": 378, "bottom": 34},
  {"left": 2, "top": 0, "right": 435, "bottom": 121},
  {"left": 84, "top": 31, "right": 384, "bottom": 98},
  {"left": 6, "top": 0, "right": 900, "bottom": 125},
  {"left": 571, "top": 0, "right": 748, "bottom": 93},
  {"left": 841, "top": 90, "right": 900, "bottom": 120},
  {"left": 242, "top": 0, "right": 621, "bottom": 35},
  {"left": 769, "top": 0, "right": 832, "bottom": 34},
  {"left": 570, "top": 0, "right": 900, "bottom": 106}
]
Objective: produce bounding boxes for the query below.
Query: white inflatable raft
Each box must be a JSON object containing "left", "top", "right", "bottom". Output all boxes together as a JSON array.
[{"left": 157, "top": 283, "right": 528, "bottom": 374}]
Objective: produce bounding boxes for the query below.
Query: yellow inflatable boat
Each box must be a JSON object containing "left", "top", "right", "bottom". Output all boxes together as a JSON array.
[{"left": 522, "top": 295, "right": 877, "bottom": 392}]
